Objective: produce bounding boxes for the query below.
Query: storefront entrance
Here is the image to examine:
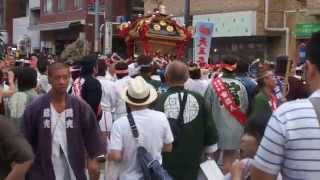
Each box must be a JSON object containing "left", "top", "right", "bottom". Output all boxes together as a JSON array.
[{"left": 210, "top": 36, "right": 267, "bottom": 63}]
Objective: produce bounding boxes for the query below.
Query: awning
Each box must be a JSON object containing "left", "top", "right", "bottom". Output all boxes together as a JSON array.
[{"left": 29, "top": 19, "right": 85, "bottom": 31}]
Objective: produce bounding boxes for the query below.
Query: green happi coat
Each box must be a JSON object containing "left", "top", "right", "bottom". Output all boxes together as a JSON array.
[
  {"left": 155, "top": 86, "right": 218, "bottom": 180},
  {"left": 250, "top": 91, "right": 273, "bottom": 119},
  {"left": 205, "top": 74, "right": 248, "bottom": 150},
  {"left": 141, "top": 75, "right": 161, "bottom": 91}
]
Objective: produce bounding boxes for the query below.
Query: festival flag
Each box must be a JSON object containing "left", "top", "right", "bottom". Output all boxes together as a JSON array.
[{"left": 193, "top": 22, "right": 214, "bottom": 63}]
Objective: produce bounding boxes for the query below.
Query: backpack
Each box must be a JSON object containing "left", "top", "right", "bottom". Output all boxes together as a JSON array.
[
  {"left": 126, "top": 105, "right": 173, "bottom": 180},
  {"left": 167, "top": 92, "right": 188, "bottom": 144}
]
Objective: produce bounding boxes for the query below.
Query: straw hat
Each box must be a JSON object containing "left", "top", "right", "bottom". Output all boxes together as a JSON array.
[{"left": 121, "top": 76, "right": 158, "bottom": 106}]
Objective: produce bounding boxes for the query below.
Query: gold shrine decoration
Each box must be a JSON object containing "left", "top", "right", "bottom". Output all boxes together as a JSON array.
[
  {"left": 118, "top": 8, "right": 193, "bottom": 58},
  {"left": 160, "top": 20, "right": 167, "bottom": 26},
  {"left": 166, "top": 26, "right": 174, "bottom": 32},
  {"left": 153, "top": 24, "right": 161, "bottom": 31}
]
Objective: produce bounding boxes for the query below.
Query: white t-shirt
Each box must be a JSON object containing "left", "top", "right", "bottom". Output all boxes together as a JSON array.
[
  {"left": 112, "top": 76, "right": 132, "bottom": 121},
  {"left": 105, "top": 71, "right": 117, "bottom": 82},
  {"left": 109, "top": 109, "right": 174, "bottom": 180},
  {"left": 50, "top": 105, "right": 76, "bottom": 180},
  {"left": 184, "top": 78, "right": 209, "bottom": 96},
  {"left": 38, "top": 74, "right": 51, "bottom": 93}
]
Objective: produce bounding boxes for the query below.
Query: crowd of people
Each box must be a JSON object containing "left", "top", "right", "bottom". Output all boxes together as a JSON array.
[{"left": 1, "top": 31, "right": 320, "bottom": 180}]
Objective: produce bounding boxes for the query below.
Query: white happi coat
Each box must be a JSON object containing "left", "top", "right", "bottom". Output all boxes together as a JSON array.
[
  {"left": 184, "top": 78, "right": 209, "bottom": 96},
  {"left": 97, "top": 76, "right": 116, "bottom": 132},
  {"left": 112, "top": 76, "right": 132, "bottom": 122}
]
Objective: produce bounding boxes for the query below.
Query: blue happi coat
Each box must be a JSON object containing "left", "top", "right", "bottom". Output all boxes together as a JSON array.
[{"left": 22, "top": 92, "right": 104, "bottom": 180}]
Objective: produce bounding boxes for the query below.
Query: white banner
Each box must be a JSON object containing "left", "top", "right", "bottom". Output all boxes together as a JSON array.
[
  {"left": 193, "top": 22, "right": 214, "bottom": 63},
  {"left": 104, "top": 22, "right": 113, "bottom": 55}
]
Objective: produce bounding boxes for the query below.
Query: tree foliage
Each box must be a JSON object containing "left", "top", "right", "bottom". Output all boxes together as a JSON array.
[{"left": 60, "top": 38, "right": 91, "bottom": 64}]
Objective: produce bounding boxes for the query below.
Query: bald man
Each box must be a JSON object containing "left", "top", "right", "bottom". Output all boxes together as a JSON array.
[
  {"left": 22, "top": 62, "right": 103, "bottom": 180},
  {"left": 154, "top": 61, "right": 218, "bottom": 180}
]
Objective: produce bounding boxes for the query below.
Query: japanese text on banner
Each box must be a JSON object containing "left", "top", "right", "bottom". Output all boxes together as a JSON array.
[{"left": 193, "top": 22, "right": 214, "bottom": 63}]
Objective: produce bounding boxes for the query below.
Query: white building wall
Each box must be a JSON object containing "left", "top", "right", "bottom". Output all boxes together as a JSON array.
[
  {"left": 29, "top": 0, "right": 40, "bottom": 9},
  {"left": 13, "top": 0, "right": 41, "bottom": 52},
  {"left": 13, "top": 17, "right": 40, "bottom": 50},
  {"left": 13, "top": 17, "right": 29, "bottom": 45}
]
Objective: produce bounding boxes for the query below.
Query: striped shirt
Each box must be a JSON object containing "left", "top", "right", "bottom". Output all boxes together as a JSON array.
[{"left": 253, "top": 90, "right": 320, "bottom": 180}]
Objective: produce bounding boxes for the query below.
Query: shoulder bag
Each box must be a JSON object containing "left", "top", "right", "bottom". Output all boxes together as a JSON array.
[
  {"left": 168, "top": 92, "right": 188, "bottom": 144},
  {"left": 126, "top": 105, "right": 173, "bottom": 180}
]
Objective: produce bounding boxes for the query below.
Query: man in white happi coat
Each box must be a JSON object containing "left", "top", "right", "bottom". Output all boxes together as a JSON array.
[{"left": 111, "top": 61, "right": 133, "bottom": 122}]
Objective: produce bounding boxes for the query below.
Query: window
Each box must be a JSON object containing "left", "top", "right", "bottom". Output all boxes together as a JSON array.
[
  {"left": 74, "top": 0, "right": 82, "bottom": 9},
  {"left": 43, "top": 0, "right": 53, "bottom": 13},
  {"left": 0, "top": 0, "right": 4, "bottom": 29},
  {"left": 58, "top": 0, "right": 65, "bottom": 12},
  {"left": 0, "top": 12, "right": 3, "bottom": 30}
]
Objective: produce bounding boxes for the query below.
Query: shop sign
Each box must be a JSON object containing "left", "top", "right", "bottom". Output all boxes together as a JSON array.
[
  {"left": 88, "top": 0, "right": 105, "bottom": 13},
  {"left": 297, "top": 43, "right": 307, "bottom": 65},
  {"left": 104, "top": 22, "right": 113, "bottom": 54},
  {"left": 193, "top": 22, "right": 214, "bottom": 63},
  {"left": 193, "top": 11, "right": 256, "bottom": 37},
  {"left": 295, "top": 23, "right": 320, "bottom": 38}
]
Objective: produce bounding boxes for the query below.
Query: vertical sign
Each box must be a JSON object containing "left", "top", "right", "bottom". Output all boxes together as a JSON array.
[
  {"left": 88, "top": 0, "right": 105, "bottom": 13},
  {"left": 297, "top": 42, "right": 306, "bottom": 65},
  {"left": 193, "top": 22, "right": 214, "bottom": 63},
  {"left": 104, "top": 22, "right": 112, "bottom": 55}
]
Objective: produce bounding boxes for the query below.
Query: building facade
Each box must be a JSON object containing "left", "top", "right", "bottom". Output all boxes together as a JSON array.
[
  {"left": 0, "top": 0, "right": 26, "bottom": 45},
  {"left": 38, "top": 0, "right": 98, "bottom": 55},
  {"left": 13, "top": 0, "right": 41, "bottom": 54},
  {"left": 145, "top": 0, "right": 319, "bottom": 63},
  {"left": 0, "top": 0, "right": 7, "bottom": 45},
  {"left": 0, "top": 0, "right": 5, "bottom": 31},
  {"left": 105, "top": 0, "right": 144, "bottom": 56},
  {"left": 36, "top": 0, "right": 133, "bottom": 55}
]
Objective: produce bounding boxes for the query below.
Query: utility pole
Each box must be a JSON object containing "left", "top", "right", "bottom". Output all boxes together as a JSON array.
[
  {"left": 104, "top": 0, "right": 113, "bottom": 55},
  {"left": 184, "top": 0, "right": 191, "bottom": 60},
  {"left": 94, "top": 0, "right": 100, "bottom": 53},
  {"left": 184, "top": 0, "right": 191, "bottom": 27}
]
